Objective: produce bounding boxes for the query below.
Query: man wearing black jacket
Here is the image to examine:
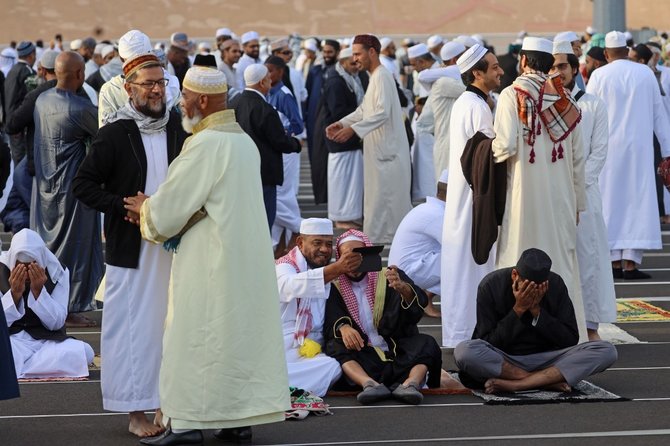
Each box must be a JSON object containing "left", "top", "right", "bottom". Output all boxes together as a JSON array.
[
  {"left": 454, "top": 248, "right": 617, "bottom": 394},
  {"left": 72, "top": 56, "right": 187, "bottom": 438},
  {"left": 232, "top": 63, "right": 301, "bottom": 229}
]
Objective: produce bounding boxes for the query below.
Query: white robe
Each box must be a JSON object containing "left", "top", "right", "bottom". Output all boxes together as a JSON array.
[
  {"left": 441, "top": 90, "right": 497, "bottom": 347},
  {"left": 572, "top": 86, "right": 617, "bottom": 325},
  {"left": 380, "top": 54, "right": 400, "bottom": 82},
  {"left": 427, "top": 76, "right": 466, "bottom": 178},
  {"left": 340, "top": 65, "right": 412, "bottom": 244},
  {"left": 493, "top": 84, "right": 588, "bottom": 343},
  {"left": 327, "top": 150, "right": 363, "bottom": 221},
  {"left": 3, "top": 269, "right": 94, "bottom": 379},
  {"left": 388, "top": 197, "right": 444, "bottom": 295},
  {"left": 101, "top": 131, "right": 172, "bottom": 412},
  {"left": 276, "top": 250, "right": 342, "bottom": 397},
  {"left": 586, "top": 59, "right": 670, "bottom": 252},
  {"left": 411, "top": 106, "right": 436, "bottom": 201},
  {"left": 271, "top": 152, "right": 302, "bottom": 248}
]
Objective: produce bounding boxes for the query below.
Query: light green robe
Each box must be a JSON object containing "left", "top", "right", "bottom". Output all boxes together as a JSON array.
[{"left": 140, "top": 110, "right": 290, "bottom": 429}]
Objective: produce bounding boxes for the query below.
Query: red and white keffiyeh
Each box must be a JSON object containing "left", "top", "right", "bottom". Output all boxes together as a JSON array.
[{"left": 276, "top": 247, "right": 313, "bottom": 345}]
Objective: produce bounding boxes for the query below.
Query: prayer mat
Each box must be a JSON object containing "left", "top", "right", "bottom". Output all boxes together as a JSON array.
[
  {"left": 286, "top": 387, "right": 332, "bottom": 420},
  {"left": 617, "top": 300, "right": 670, "bottom": 322}
]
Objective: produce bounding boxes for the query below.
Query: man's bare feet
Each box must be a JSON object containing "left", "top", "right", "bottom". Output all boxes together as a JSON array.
[
  {"left": 153, "top": 408, "right": 165, "bottom": 430},
  {"left": 129, "top": 411, "right": 164, "bottom": 438},
  {"left": 542, "top": 382, "right": 571, "bottom": 392},
  {"left": 440, "top": 370, "right": 467, "bottom": 390},
  {"left": 587, "top": 329, "right": 601, "bottom": 341},
  {"left": 66, "top": 313, "right": 97, "bottom": 328},
  {"left": 484, "top": 378, "right": 518, "bottom": 394}
]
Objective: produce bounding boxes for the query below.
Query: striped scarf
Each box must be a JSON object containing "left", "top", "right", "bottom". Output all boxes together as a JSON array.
[
  {"left": 276, "top": 247, "right": 313, "bottom": 346},
  {"left": 513, "top": 72, "right": 581, "bottom": 164},
  {"left": 335, "top": 230, "right": 378, "bottom": 335}
]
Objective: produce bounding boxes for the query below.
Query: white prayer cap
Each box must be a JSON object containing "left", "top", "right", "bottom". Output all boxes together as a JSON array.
[
  {"left": 454, "top": 35, "right": 478, "bottom": 48},
  {"left": 438, "top": 169, "right": 449, "bottom": 184},
  {"left": 244, "top": 63, "right": 268, "bottom": 86},
  {"left": 427, "top": 35, "right": 443, "bottom": 49},
  {"left": 554, "top": 31, "right": 579, "bottom": 43},
  {"left": 118, "top": 30, "right": 152, "bottom": 60},
  {"left": 197, "top": 41, "right": 211, "bottom": 52},
  {"left": 100, "top": 44, "right": 115, "bottom": 59},
  {"left": 605, "top": 31, "right": 627, "bottom": 48},
  {"left": 408, "top": 43, "right": 430, "bottom": 59},
  {"left": 339, "top": 235, "right": 364, "bottom": 245},
  {"left": 379, "top": 37, "right": 393, "bottom": 51},
  {"left": 241, "top": 31, "right": 259, "bottom": 45},
  {"left": 299, "top": 218, "right": 333, "bottom": 236},
  {"left": 94, "top": 43, "right": 105, "bottom": 55},
  {"left": 338, "top": 47, "right": 352, "bottom": 60},
  {"left": 303, "top": 38, "right": 318, "bottom": 53},
  {"left": 521, "top": 37, "right": 553, "bottom": 54},
  {"left": 216, "top": 27, "right": 233, "bottom": 38},
  {"left": 552, "top": 40, "right": 573, "bottom": 55},
  {"left": 38, "top": 50, "right": 58, "bottom": 70},
  {"left": 457, "top": 43, "right": 488, "bottom": 74},
  {"left": 70, "top": 39, "right": 82, "bottom": 51},
  {"left": 183, "top": 66, "right": 228, "bottom": 94},
  {"left": 440, "top": 41, "right": 466, "bottom": 61},
  {"left": 586, "top": 26, "right": 596, "bottom": 35},
  {"left": 624, "top": 31, "right": 633, "bottom": 41},
  {"left": 472, "top": 34, "right": 485, "bottom": 45}
]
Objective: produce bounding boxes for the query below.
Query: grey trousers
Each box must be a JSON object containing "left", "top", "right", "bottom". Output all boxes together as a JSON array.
[{"left": 454, "top": 339, "right": 617, "bottom": 386}]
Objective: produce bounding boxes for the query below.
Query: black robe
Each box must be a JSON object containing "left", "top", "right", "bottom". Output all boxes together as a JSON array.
[{"left": 0, "top": 304, "right": 19, "bottom": 400}]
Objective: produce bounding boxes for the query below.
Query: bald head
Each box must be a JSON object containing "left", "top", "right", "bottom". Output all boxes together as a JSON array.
[{"left": 55, "top": 51, "right": 85, "bottom": 91}]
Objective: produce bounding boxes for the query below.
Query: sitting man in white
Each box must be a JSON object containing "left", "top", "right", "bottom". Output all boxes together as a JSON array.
[
  {"left": 387, "top": 170, "right": 448, "bottom": 318},
  {"left": 1, "top": 229, "right": 94, "bottom": 379},
  {"left": 275, "top": 218, "right": 362, "bottom": 396}
]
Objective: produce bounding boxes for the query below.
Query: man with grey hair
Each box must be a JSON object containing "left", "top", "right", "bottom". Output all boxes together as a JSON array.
[{"left": 77, "top": 37, "right": 96, "bottom": 64}]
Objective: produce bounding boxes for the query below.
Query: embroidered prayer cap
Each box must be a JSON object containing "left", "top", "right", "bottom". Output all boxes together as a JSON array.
[
  {"left": 379, "top": 37, "right": 393, "bottom": 51},
  {"left": 170, "top": 32, "right": 190, "bottom": 52},
  {"left": 408, "top": 43, "right": 430, "bottom": 59},
  {"left": 299, "top": 218, "right": 333, "bottom": 236},
  {"left": 605, "top": 31, "right": 627, "bottom": 49},
  {"left": 353, "top": 34, "right": 381, "bottom": 53},
  {"left": 457, "top": 43, "right": 488, "bottom": 74},
  {"left": 303, "top": 38, "right": 318, "bottom": 53},
  {"left": 440, "top": 41, "right": 466, "bottom": 61},
  {"left": 270, "top": 38, "right": 289, "bottom": 52},
  {"left": 555, "top": 31, "right": 579, "bottom": 43},
  {"left": 552, "top": 40, "right": 574, "bottom": 55},
  {"left": 521, "top": 37, "right": 553, "bottom": 54},
  {"left": 69, "top": 39, "right": 82, "bottom": 51},
  {"left": 244, "top": 63, "right": 268, "bottom": 86},
  {"left": 515, "top": 248, "right": 552, "bottom": 283},
  {"left": 101, "top": 45, "right": 115, "bottom": 59},
  {"left": 338, "top": 47, "right": 353, "bottom": 60},
  {"left": 427, "top": 35, "right": 443, "bottom": 49},
  {"left": 16, "top": 41, "right": 36, "bottom": 57},
  {"left": 216, "top": 27, "right": 233, "bottom": 38},
  {"left": 438, "top": 169, "right": 449, "bottom": 184},
  {"left": 0, "top": 229, "right": 65, "bottom": 284},
  {"left": 118, "top": 30, "right": 152, "bottom": 60},
  {"left": 183, "top": 66, "right": 228, "bottom": 94},
  {"left": 587, "top": 46, "right": 606, "bottom": 62},
  {"left": 38, "top": 50, "right": 58, "bottom": 70},
  {"left": 454, "top": 35, "right": 478, "bottom": 48},
  {"left": 241, "top": 31, "right": 260, "bottom": 45},
  {"left": 123, "top": 53, "right": 161, "bottom": 78}
]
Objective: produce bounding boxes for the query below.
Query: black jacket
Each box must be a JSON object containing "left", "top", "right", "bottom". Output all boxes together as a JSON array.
[
  {"left": 3, "top": 61, "right": 34, "bottom": 119},
  {"left": 86, "top": 70, "right": 105, "bottom": 92},
  {"left": 232, "top": 89, "right": 301, "bottom": 186},
  {"left": 72, "top": 112, "right": 187, "bottom": 268},
  {"left": 321, "top": 67, "right": 362, "bottom": 153}
]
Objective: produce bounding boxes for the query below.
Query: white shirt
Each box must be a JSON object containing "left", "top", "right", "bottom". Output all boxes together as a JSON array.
[{"left": 351, "top": 276, "right": 388, "bottom": 351}]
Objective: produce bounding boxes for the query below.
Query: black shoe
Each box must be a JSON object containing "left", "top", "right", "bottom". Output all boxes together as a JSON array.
[
  {"left": 612, "top": 268, "right": 623, "bottom": 279},
  {"left": 213, "top": 426, "right": 252, "bottom": 443},
  {"left": 623, "top": 269, "right": 651, "bottom": 280},
  {"left": 139, "top": 428, "right": 203, "bottom": 446}
]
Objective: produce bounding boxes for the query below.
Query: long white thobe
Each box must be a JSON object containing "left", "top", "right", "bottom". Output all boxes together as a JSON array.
[
  {"left": 275, "top": 249, "right": 342, "bottom": 396},
  {"left": 327, "top": 150, "right": 364, "bottom": 221},
  {"left": 572, "top": 85, "right": 617, "bottom": 325},
  {"left": 3, "top": 269, "right": 94, "bottom": 379},
  {"left": 586, "top": 59, "right": 670, "bottom": 254},
  {"left": 388, "top": 197, "right": 444, "bottom": 295},
  {"left": 340, "top": 65, "right": 412, "bottom": 244},
  {"left": 441, "top": 90, "right": 497, "bottom": 347},
  {"left": 493, "top": 83, "right": 588, "bottom": 343},
  {"left": 411, "top": 109, "right": 436, "bottom": 201},
  {"left": 380, "top": 54, "right": 400, "bottom": 82},
  {"left": 427, "top": 76, "right": 466, "bottom": 178}
]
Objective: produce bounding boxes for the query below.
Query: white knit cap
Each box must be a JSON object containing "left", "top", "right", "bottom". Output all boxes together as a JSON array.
[
  {"left": 624, "top": 31, "right": 633, "bottom": 41},
  {"left": 244, "top": 63, "right": 268, "bottom": 86},
  {"left": 408, "top": 43, "right": 430, "bottom": 59},
  {"left": 379, "top": 37, "right": 393, "bottom": 51},
  {"left": 552, "top": 40, "right": 573, "bottom": 55},
  {"left": 555, "top": 31, "right": 579, "bottom": 43},
  {"left": 472, "top": 34, "right": 485, "bottom": 45},
  {"left": 338, "top": 47, "right": 353, "bottom": 60},
  {"left": 427, "top": 35, "right": 443, "bottom": 49},
  {"left": 70, "top": 39, "right": 82, "bottom": 51},
  {"left": 100, "top": 44, "right": 115, "bottom": 59},
  {"left": 216, "top": 27, "right": 233, "bottom": 38},
  {"left": 118, "top": 30, "right": 152, "bottom": 60},
  {"left": 241, "top": 31, "right": 259, "bottom": 45},
  {"left": 454, "top": 35, "right": 478, "bottom": 48},
  {"left": 457, "top": 43, "right": 488, "bottom": 74},
  {"left": 303, "top": 39, "right": 318, "bottom": 53},
  {"left": 183, "top": 66, "right": 228, "bottom": 94},
  {"left": 605, "top": 31, "right": 627, "bottom": 48},
  {"left": 440, "top": 41, "right": 466, "bottom": 61},
  {"left": 521, "top": 37, "right": 553, "bottom": 54},
  {"left": 438, "top": 169, "right": 449, "bottom": 183},
  {"left": 300, "top": 218, "right": 333, "bottom": 236}
]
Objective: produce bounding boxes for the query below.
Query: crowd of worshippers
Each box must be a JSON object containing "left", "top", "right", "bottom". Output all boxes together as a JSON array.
[{"left": 1, "top": 22, "right": 668, "bottom": 443}]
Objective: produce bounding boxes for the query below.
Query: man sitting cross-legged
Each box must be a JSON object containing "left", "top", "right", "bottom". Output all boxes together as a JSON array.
[
  {"left": 324, "top": 229, "right": 442, "bottom": 405},
  {"left": 275, "top": 218, "right": 362, "bottom": 396},
  {"left": 454, "top": 248, "right": 617, "bottom": 394}
]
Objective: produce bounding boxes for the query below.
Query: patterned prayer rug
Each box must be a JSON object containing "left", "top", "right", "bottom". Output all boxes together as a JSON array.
[
  {"left": 617, "top": 300, "right": 670, "bottom": 322},
  {"left": 465, "top": 380, "right": 626, "bottom": 405}
]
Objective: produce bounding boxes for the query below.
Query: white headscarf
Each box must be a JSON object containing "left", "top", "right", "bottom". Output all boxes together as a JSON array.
[
  {"left": 0, "top": 47, "right": 17, "bottom": 77},
  {"left": 0, "top": 229, "right": 65, "bottom": 283}
]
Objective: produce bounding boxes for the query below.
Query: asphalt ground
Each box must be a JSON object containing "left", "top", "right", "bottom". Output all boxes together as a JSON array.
[{"left": 1, "top": 155, "right": 670, "bottom": 445}]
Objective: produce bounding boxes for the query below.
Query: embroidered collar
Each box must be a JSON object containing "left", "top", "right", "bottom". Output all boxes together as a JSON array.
[{"left": 192, "top": 109, "right": 236, "bottom": 134}]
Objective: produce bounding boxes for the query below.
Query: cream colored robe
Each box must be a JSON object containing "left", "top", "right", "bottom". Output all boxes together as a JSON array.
[
  {"left": 140, "top": 110, "right": 289, "bottom": 430},
  {"left": 492, "top": 85, "right": 588, "bottom": 343},
  {"left": 340, "top": 65, "right": 412, "bottom": 244}
]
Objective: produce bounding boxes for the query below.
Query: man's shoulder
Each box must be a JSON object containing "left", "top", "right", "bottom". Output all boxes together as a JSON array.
[{"left": 479, "top": 267, "right": 513, "bottom": 291}]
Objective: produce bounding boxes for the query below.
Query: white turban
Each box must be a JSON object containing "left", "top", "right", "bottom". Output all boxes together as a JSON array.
[
  {"left": 118, "top": 30, "right": 152, "bottom": 60},
  {"left": 244, "top": 64, "right": 268, "bottom": 86}
]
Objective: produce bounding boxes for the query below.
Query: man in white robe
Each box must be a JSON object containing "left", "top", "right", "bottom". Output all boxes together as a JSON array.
[
  {"left": 441, "top": 45, "right": 503, "bottom": 347},
  {"left": 327, "top": 34, "right": 412, "bottom": 244},
  {"left": 126, "top": 67, "right": 289, "bottom": 446},
  {"left": 235, "top": 31, "right": 261, "bottom": 91},
  {"left": 586, "top": 31, "right": 670, "bottom": 279},
  {"left": 389, "top": 171, "right": 448, "bottom": 318},
  {"left": 551, "top": 42, "right": 616, "bottom": 341},
  {"left": 492, "top": 37, "right": 588, "bottom": 342},
  {"left": 276, "top": 218, "right": 363, "bottom": 396},
  {"left": 2, "top": 229, "right": 94, "bottom": 379},
  {"left": 379, "top": 38, "right": 401, "bottom": 82},
  {"left": 217, "top": 38, "right": 241, "bottom": 99}
]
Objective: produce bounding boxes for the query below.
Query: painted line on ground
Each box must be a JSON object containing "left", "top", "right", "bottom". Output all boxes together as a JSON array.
[{"left": 608, "top": 366, "right": 670, "bottom": 371}]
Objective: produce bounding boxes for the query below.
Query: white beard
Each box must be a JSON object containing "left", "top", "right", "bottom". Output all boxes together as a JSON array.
[{"left": 181, "top": 110, "right": 203, "bottom": 133}]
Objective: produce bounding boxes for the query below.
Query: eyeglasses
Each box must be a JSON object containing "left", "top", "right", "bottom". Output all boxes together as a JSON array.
[
  {"left": 128, "top": 78, "right": 169, "bottom": 89},
  {"left": 281, "top": 50, "right": 293, "bottom": 55}
]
